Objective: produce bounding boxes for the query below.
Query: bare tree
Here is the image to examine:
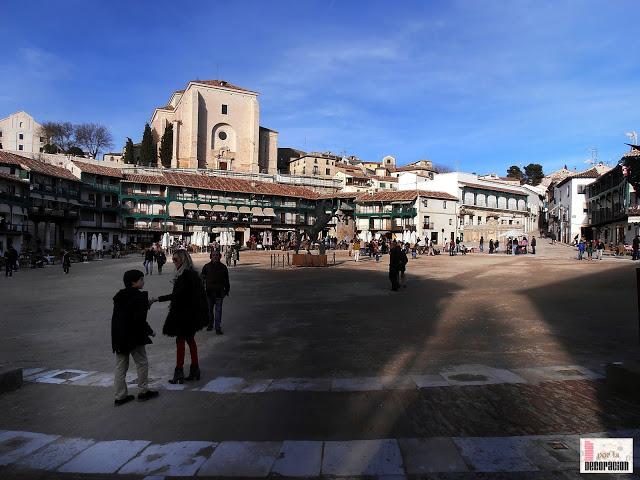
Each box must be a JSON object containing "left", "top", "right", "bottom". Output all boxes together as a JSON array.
[
  {"left": 432, "top": 163, "right": 453, "bottom": 173},
  {"left": 75, "top": 123, "right": 113, "bottom": 158},
  {"left": 37, "top": 122, "right": 62, "bottom": 147},
  {"left": 58, "top": 122, "right": 75, "bottom": 152}
]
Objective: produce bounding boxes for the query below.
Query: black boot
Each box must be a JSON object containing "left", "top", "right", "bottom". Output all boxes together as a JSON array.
[
  {"left": 168, "top": 367, "right": 184, "bottom": 384},
  {"left": 185, "top": 365, "right": 201, "bottom": 381}
]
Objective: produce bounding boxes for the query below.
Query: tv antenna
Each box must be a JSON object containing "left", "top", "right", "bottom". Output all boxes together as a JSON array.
[{"left": 626, "top": 131, "right": 638, "bottom": 145}]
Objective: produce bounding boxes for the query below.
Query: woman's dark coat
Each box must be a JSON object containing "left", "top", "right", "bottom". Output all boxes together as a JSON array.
[
  {"left": 159, "top": 268, "right": 209, "bottom": 337},
  {"left": 111, "top": 287, "right": 153, "bottom": 354}
]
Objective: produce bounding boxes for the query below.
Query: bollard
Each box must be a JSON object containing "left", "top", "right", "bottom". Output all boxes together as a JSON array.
[
  {"left": 333, "top": 252, "right": 336, "bottom": 266},
  {"left": 287, "top": 252, "right": 290, "bottom": 266}
]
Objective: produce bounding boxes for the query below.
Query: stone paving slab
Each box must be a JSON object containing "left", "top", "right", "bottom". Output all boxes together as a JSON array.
[
  {"left": 15, "top": 437, "right": 94, "bottom": 471},
  {"left": 118, "top": 441, "right": 216, "bottom": 476},
  {"left": 322, "top": 439, "right": 404, "bottom": 476},
  {"left": 57, "top": 440, "right": 150, "bottom": 474},
  {"left": 266, "top": 377, "right": 332, "bottom": 392},
  {"left": 399, "top": 437, "right": 469, "bottom": 473},
  {"left": 453, "top": 437, "right": 539, "bottom": 472},
  {"left": 196, "top": 441, "right": 281, "bottom": 477},
  {"left": 199, "top": 377, "right": 272, "bottom": 394},
  {"left": 271, "top": 440, "right": 323, "bottom": 477},
  {"left": 0, "top": 431, "right": 59, "bottom": 466}
]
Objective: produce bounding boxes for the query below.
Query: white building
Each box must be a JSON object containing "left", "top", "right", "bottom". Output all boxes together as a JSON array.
[
  {"left": 549, "top": 167, "right": 601, "bottom": 243},
  {"left": 0, "top": 111, "right": 44, "bottom": 154}
]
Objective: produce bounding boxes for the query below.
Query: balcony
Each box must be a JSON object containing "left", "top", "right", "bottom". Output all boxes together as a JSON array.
[
  {"left": 355, "top": 208, "right": 417, "bottom": 218},
  {"left": 422, "top": 222, "right": 435, "bottom": 230},
  {"left": 85, "top": 182, "right": 120, "bottom": 193},
  {"left": 0, "top": 223, "right": 29, "bottom": 234}
]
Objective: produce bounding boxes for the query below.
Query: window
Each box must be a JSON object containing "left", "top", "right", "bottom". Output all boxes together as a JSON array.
[
  {"left": 422, "top": 198, "right": 428, "bottom": 207},
  {"left": 477, "top": 216, "right": 482, "bottom": 225},
  {"left": 313, "top": 166, "right": 319, "bottom": 175},
  {"left": 443, "top": 201, "right": 447, "bottom": 209},
  {"left": 577, "top": 185, "right": 586, "bottom": 194},
  {"left": 509, "top": 220, "right": 513, "bottom": 225},
  {"left": 380, "top": 183, "right": 386, "bottom": 188},
  {"left": 326, "top": 168, "right": 331, "bottom": 175},
  {"left": 314, "top": 158, "right": 318, "bottom": 164},
  {"left": 18, "top": 134, "right": 23, "bottom": 140},
  {"left": 18, "top": 145, "right": 23, "bottom": 151},
  {"left": 39, "top": 137, "right": 45, "bottom": 143},
  {"left": 449, "top": 218, "right": 452, "bottom": 225},
  {"left": 221, "top": 104, "right": 228, "bottom": 114},
  {"left": 0, "top": 131, "right": 3, "bottom": 137},
  {"left": 19, "top": 122, "right": 23, "bottom": 127}
]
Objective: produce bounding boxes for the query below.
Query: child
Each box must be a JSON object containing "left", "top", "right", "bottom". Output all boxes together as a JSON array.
[{"left": 111, "top": 269, "right": 159, "bottom": 406}]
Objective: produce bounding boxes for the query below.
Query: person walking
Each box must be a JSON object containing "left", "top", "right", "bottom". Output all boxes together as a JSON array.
[
  {"left": 633, "top": 235, "right": 640, "bottom": 261},
  {"left": 157, "top": 250, "right": 209, "bottom": 384},
  {"left": 348, "top": 239, "right": 353, "bottom": 257},
  {"left": 399, "top": 244, "right": 409, "bottom": 288},
  {"left": 143, "top": 248, "right": 155, "bottom": 275},
  {"left": 111, "top": 269, "right": 159, "bottom": 406},
  {"left": 449, "top": 239, "right": 455, "bottom": 256},
  {"left": 479, "top": 236, "right": 484, "bottom": 253},
  {"left": 353, "top": 238, "right": 361, "bottom": 262},
  {"left": 577, "top": 238, "right": 586, "bottom": 260},
  {"left": 201, "top": 251, "right": 230, "bottom": 335},
  {"left": 62, "top": 249, "right": 71, "bottom": 274},
  {"left": 587, "top": 240, "right": 594, "bottom": 260},
  {"left": 489, "top": 239, "right": 494, "bottom": 254},
  {"left": 512, "top": 237, "right": 518, "bottom": 255},
  {"left": 389, "top": 240, "right": 402, "bottom": 291},
  {"left": 495, "top": 239, "right": 500, "bottom": 253},
  {"left": 156, "top": 249, "right": 166, "bottom": 275},
  {"left": 596, "top": 240, "right": 604, "bottom": 260},
  {"left": 531, "top": 236, "right": 537, "bottom": 255}
]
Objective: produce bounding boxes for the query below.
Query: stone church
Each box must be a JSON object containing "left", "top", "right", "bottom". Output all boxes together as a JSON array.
[{"left": 151, "top": 80, "right": 278, "bottom": 174}]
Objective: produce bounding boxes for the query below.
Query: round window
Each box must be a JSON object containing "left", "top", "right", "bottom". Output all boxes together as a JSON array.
[{"left": 218, "top": 131, "right": 227, "bottom": 141}]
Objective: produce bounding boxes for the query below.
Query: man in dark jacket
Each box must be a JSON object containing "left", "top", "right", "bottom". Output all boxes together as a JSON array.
[
  {"left": 389, "top": 240, "right": 402, "bottom": 291},
  {"left": 143, "top": 248, "right": 155, "bottom": 275},
  {"left": 111, "top": 269, "right": 159, "bottom": 406},
  {"left": 201, "top": 251, "right": 230, "bottom": 334},
  {"left": 634, "top": 235, "right": 640, "bottom": 261}
]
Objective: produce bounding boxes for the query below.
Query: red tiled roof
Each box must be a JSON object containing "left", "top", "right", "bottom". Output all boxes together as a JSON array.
[
  {"left": 0, "top": 170, "right": 29, "bottom": 184},
  {"left": 0, "top": 151, "right": 79, "bottom": 181},
  {"left": 189, "top": 80, "right": 256, "bottom": 94},
  {"left": 395, "top": 165, "right": 435, "bottom": 172},
  {"left": 122, "top": 171, "right": 321, "bottom": 199},
  {"left": 72, "top": 160, "right": 124, "bottom": 179},
  {"left": 372, "top": 176, "right": 398, "bottom": 182},
  {"left": 356, "top": 189, "right": 457, "bottom": 202},
  {"left": 555, "top": 167, "right": 600, "bottom": 188},
  {"left": 459, "top": 181, "right": 526, "bottom": 196}
]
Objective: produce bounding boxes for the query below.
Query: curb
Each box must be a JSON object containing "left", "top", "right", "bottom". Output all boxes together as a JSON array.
[{"left": 0, "top": 368, "right": 23, "bottom": 394}]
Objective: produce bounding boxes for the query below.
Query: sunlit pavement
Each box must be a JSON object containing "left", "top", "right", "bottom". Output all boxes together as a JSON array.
[{"left": 1, "top": 241, "right": 639, "bottom": 477}]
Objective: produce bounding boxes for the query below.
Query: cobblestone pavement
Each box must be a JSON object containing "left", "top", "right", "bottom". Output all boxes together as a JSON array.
[{"left": 1, "top": 241, "right": 639, "bottom": 477}]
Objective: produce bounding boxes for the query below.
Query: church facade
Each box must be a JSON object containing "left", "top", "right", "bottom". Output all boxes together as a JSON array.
[{"left": 150, "top": 80, "right": 278, "bottom": 174}]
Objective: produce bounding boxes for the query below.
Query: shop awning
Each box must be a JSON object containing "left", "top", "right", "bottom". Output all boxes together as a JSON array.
[
  {"left": 44, "top": 195, "right": 57, "bottom": 201},
  {"left": 198, "top": 204, "right": 212, "bottom": 211},
  {"left": 226, "top": 205, "right": 239, "bottom": 213},
  {"left": 168, "top": 201, "right": 184, "bottom": 217},
  {"left": 239, "top": 206, "right": 251, "bottom": 214},
  {"left": 251, "top": 207, "right": 264, "bottom": 216},
  {"left": 262, "top": 207, "right": 277, "bottom": 217},
  {"left": 212, "top": 204, "right": 226, "bottom": 212},
  {"left": 183, "top": 202, "right": 198, "bottom": 210}
]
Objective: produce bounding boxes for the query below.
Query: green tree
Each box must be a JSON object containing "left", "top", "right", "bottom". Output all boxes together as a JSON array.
[
  {"left": 158, "top": 123, "right": 173, "bottom": 168},
  {"left": 66, "top": 146, "right": 85, "bottom": 157},
  {"left": 139, "top": 124, "right": 156, "bottom": 166},
  {"left": 123, "top": 138, "right": 135, "bottom": 164},
  {"left": 506, "top": 165, "right": 523, "bottom": 180},
  {"left": 524, "top": 163, "right": 544, "bottom": 186}
]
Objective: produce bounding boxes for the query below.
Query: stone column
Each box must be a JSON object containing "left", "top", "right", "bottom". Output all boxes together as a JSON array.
[
  {"left": 171, "top": 120, "right": 179, "bottom": 168},
  {"left": 44, "top": 221, "right": 51, "bottom": 250}
]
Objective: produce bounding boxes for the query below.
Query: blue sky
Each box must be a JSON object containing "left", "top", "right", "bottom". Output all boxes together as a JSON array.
[{"left": 1, "top": 0, "right": 638, "bottom": 174}]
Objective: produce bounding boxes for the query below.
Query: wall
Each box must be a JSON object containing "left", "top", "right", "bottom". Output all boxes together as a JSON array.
[{"left": 0, "top": 112, "right": 43, "bottom": 153}]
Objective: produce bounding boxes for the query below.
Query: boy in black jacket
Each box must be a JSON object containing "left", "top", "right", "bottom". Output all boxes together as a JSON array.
[{"left": 111, "top": 269, "right": 159, "bottom": 406}]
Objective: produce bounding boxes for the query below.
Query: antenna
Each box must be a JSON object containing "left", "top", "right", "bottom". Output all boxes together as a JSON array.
[
  {"left": 591, "top": 147, "right": 598, "bottom": 164},
  {"left": 626, "top": 131, "right": 638, "bottom": 145}
]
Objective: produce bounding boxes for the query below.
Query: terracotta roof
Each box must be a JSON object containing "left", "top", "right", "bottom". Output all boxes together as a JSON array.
[
  {"left": 0, "top": 170, "right": 29, "bottom": 184},
  {"left": 356, "top": 189, "right": 457, "bottom": 202},
  {"left": 372, "top": 176, "right": 398, "bottom": 182},
  {"left": 123, "top": 171, "right": 321, "bottom": 199},
  {"left": 459, "top": 181, "right": 526, "bottom": 196},
  {"left": 317, "top": 192, "right": 359, "bottom": 200},
  {"left": 72, "top": 160, "right": 124, "bottom": 179},
  {"left": 395, "top": 165, "right": 435, "bottom": 173},
  {"left": 0, "top": 151, "right": 79, "bottom": 182},
  {"left": 189, "top": 79, "right": 256, "bottom": 94},
  {"left": 555, "top": 167, "right": 600, "bottom": 188}
]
